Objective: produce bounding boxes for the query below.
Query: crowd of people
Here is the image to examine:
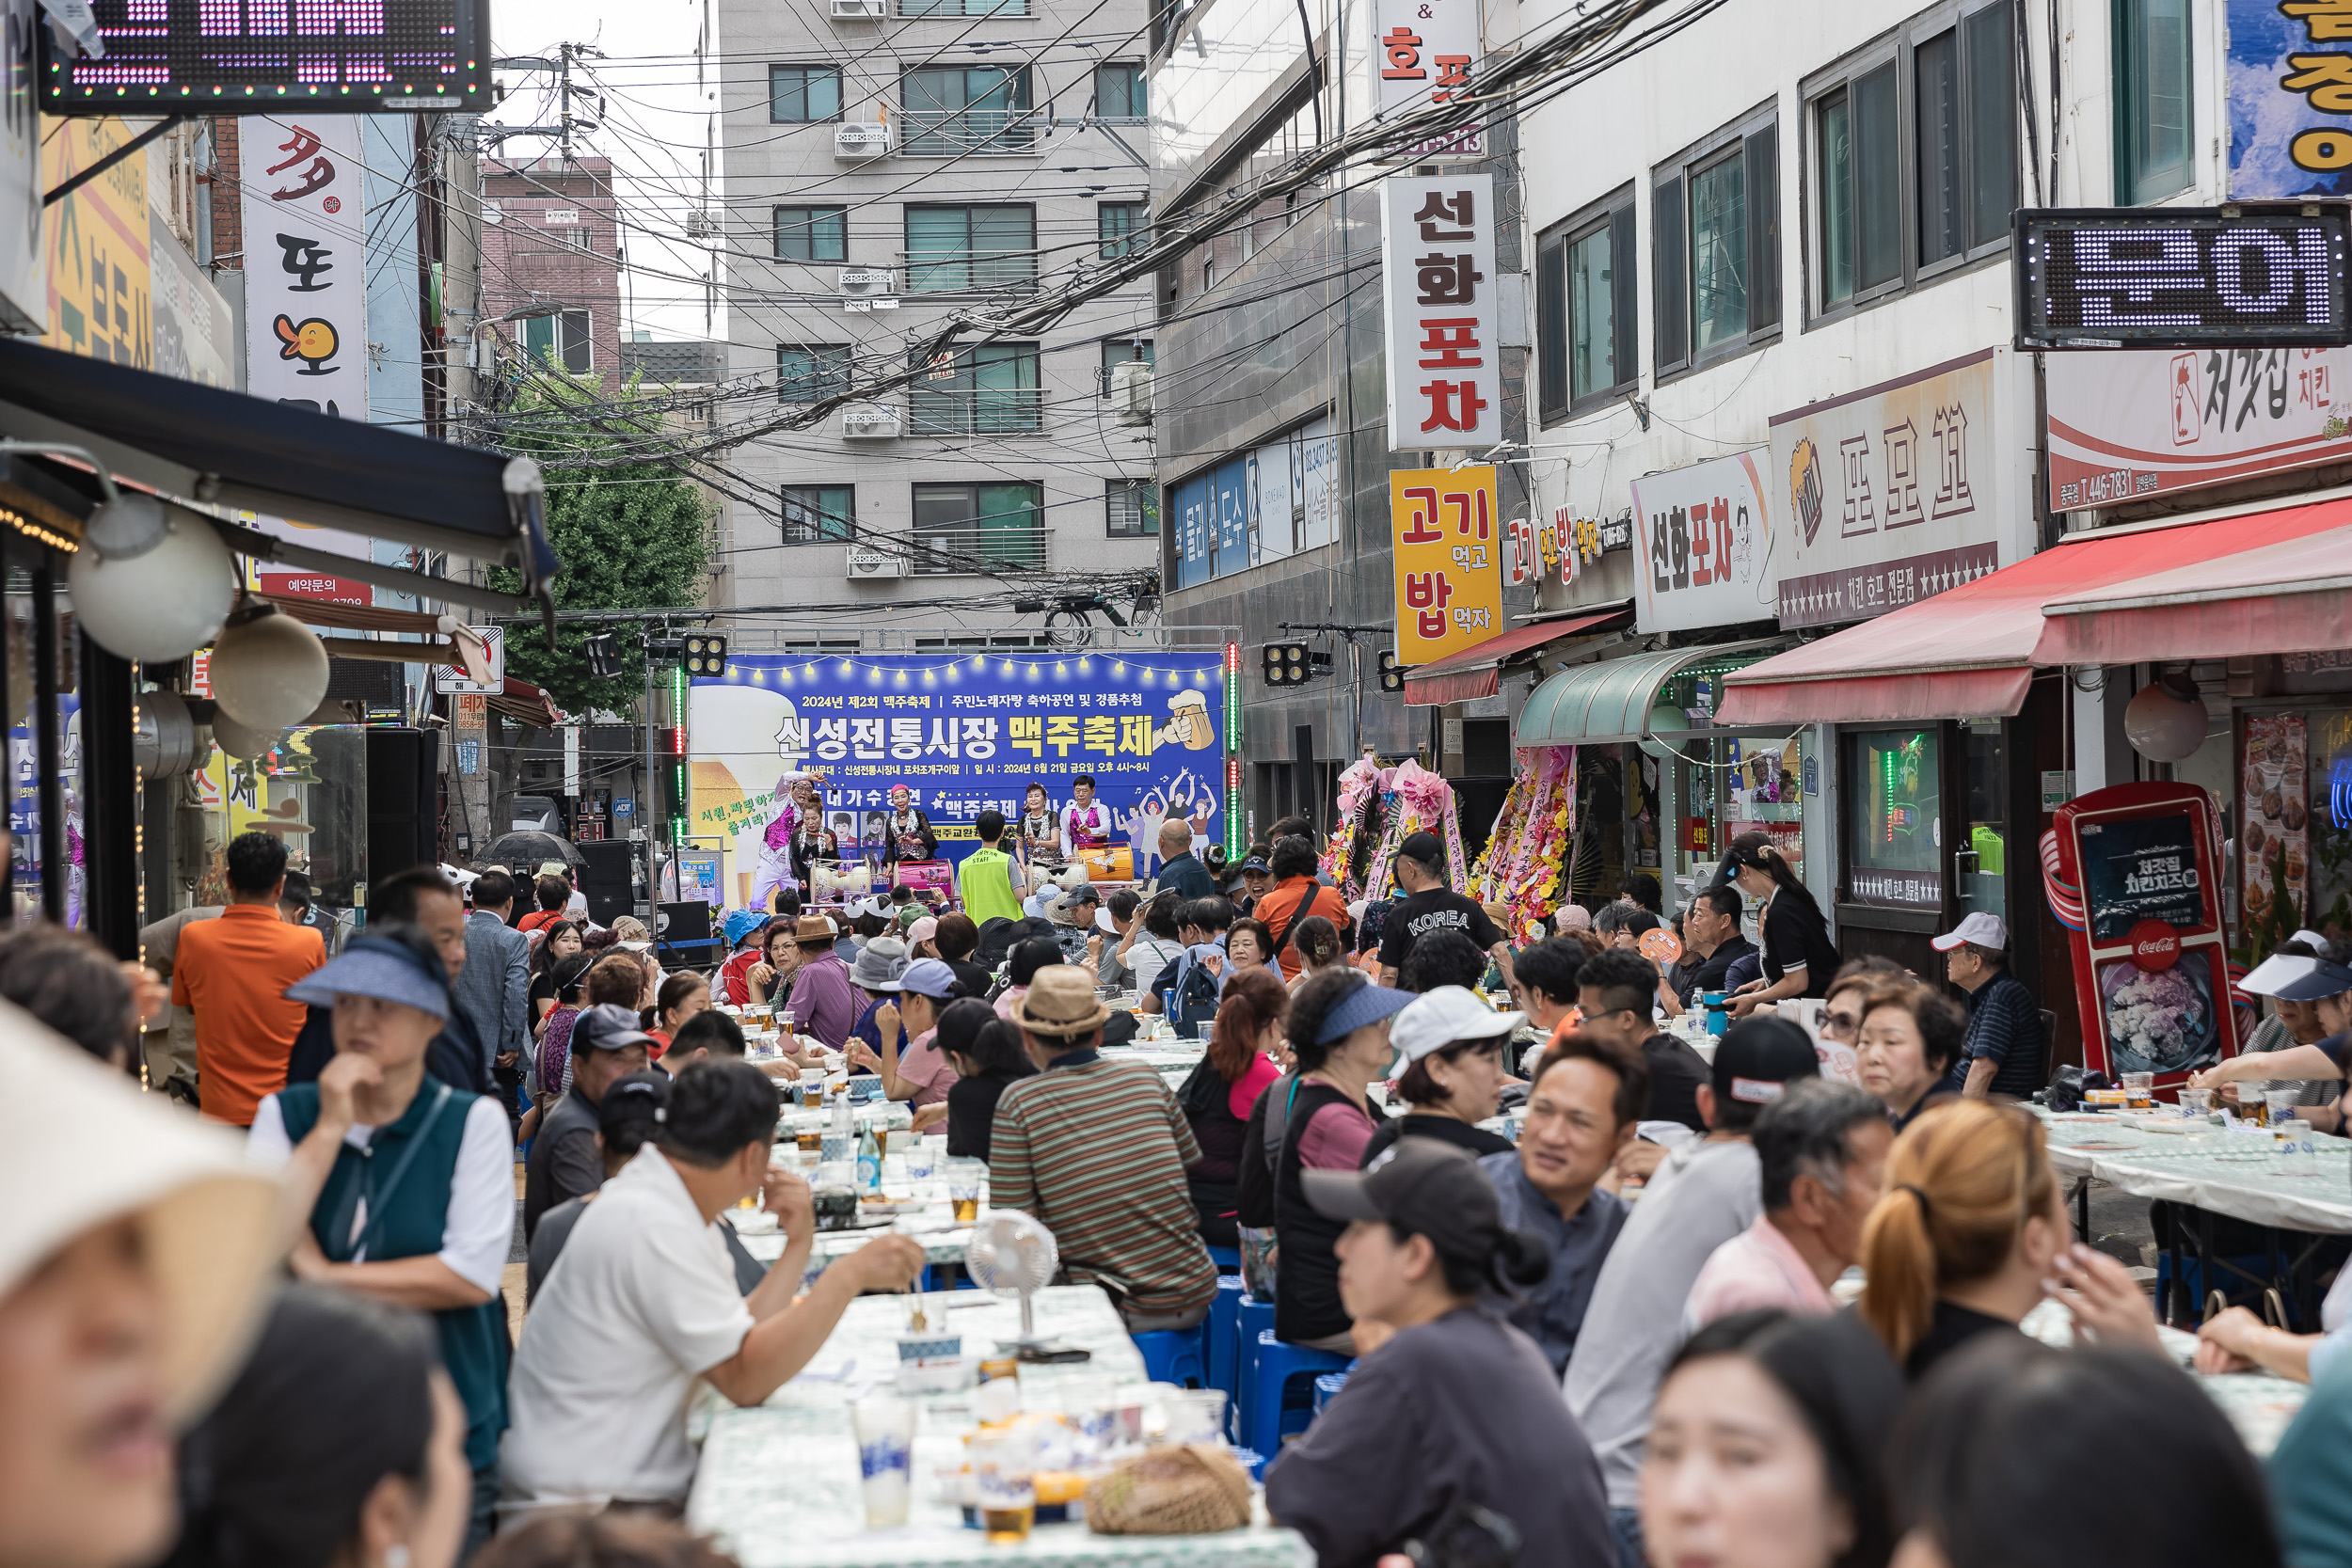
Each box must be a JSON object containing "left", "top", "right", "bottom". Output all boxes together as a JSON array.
[{"left": 4, "top": 817, "right": 2344, "bottom": 1568}]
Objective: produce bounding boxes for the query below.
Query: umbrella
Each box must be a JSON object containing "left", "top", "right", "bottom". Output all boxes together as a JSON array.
[{"left": 480, "top": 830, "right": 583, "bottom": 870}]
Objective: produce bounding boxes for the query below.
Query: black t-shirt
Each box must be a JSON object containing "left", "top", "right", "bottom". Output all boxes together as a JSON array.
[
  {"left": 1759, "top": 891, "right": 1839, "bottom": 998},
  {"left": 946, "top": 1069, "right": 1027, "bottom": 1160},
  {"left": 1668, "top": 935, "right": 1757, "bottom": 1008},
  {"left": 1359, "top": 1113, "right": 1517, "bottom": 1166},
  {"left": 529, "top": 971, "right": 559, "bottom": 1013},
  {"left": 1377, "top": 889, "right": 1504, "bottom": 971},
  {"left": 944, "top": 958, "right": 994, "bottom": 998},
  {"left": 1642, "top": 1033, "right": 1712, "bottom": 1132}
]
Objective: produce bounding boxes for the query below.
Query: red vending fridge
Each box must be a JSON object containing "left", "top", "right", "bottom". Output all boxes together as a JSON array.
[{"left": 2042, "top": 782, "right": 2241, "bottom": 1085}]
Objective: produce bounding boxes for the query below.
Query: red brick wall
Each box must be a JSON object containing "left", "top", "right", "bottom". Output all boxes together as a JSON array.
[
  {"left": 207, "top": 117, "right": 241, "bottom": 270},
  {"left": 481, "top": 159, "right": 624, "bottom": 388}
]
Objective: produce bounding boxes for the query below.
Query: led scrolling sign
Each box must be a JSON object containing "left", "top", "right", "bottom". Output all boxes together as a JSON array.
[
  {"left": 2014, "top": 206, "right": 2352, "bottom": 352},
  {"left": 40, "top": 0, "right": 495, "bottom": 112}
]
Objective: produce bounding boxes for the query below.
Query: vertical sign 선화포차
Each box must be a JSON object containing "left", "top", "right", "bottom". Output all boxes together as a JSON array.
[
  {"left": 1391, "top": 466, "right": 1502, "bottom": 665},
  {"left": 1382, "top": 173, "right": 1501, "bottom": 452},
  {"left": 241, "top": 115, "right": 368, "bottom": 421}
]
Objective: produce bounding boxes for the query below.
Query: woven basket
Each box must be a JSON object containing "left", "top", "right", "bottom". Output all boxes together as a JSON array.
[{"left": 1083, "top": 1444, "right": 1253, "bottom": 1535}]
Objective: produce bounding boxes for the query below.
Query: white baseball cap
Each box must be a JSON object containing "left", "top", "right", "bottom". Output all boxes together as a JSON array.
[
  {"left": 1389, "top": 985, "right": 1524, "bottom": 1067},
  {"left": 1931, "top": 911, "right": 2009, "bottom": 952}
]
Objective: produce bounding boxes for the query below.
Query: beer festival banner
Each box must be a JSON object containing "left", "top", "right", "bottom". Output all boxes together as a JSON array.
[{"left": 688, "top": 650, "right": 1230, "bottom": 910}]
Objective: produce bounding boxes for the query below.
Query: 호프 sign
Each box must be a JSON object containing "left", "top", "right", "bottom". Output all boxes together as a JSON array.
[{"left": 1371, "top": 0, "right": 1482, "bottom": 160}]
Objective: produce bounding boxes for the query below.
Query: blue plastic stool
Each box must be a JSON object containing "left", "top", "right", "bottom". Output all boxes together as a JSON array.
[
  {"left": 1246, "top": 1330, "right": 1352, "bottom": 1460},
  {"left": 1132, "top": 1323, "right": 1209, "bottom": 1388},
  {"left": 1312, "top": 1371, "right": 1349, "bottom": 1414},
  {"left": 1208, "top": 1277, "right": 1247, "bottom": 1409},
  {"left": 1207, "top": 1244, "right": 1241, "bottom": 1272},
  {"left": 1234, "top": 1297, "right": 1276, "bottom": 1443}
]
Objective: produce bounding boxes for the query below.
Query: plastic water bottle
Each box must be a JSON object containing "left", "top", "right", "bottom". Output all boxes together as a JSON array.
[{"left": 822, "top": 1094, "right": 854, "bottom": 1165}]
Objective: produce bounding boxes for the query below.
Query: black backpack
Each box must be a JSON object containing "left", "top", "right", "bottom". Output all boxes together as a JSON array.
[{"left": 1168, "top": 955, "right": 1222, "bottom": 1038}]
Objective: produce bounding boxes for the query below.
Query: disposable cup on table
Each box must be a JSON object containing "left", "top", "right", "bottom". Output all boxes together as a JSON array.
[
  {"left": 971, "top": 1429, "right": 1036, "bottom": 1542},
  {"left": 904, "top": 1138, "right": 939, "bottom": 1180},
  {"left": 2280, "top": 1124, "right": 2321, "bottom": 1176},
  {"left": 2122, "top": 1071, "right": 2155, "bottom": 1111},
  {"left": 946, "top": 1161, "right": 983, "bottom": 1224},
  {"left": 851, "top": 1393, "right": 916, "bottom": 1528},
  {"left": 1164, "top": 1387, "right": 1226, "bottom": 1446},
  {"left": 2266, "top": 1089, "right": 2303, "bottom": 1128},
  {"left": 2180, "top": 1087, "right": 2214, "bottom": 1118}
]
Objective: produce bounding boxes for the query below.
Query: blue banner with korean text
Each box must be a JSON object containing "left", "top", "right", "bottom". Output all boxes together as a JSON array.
[
  {"left": 688, "top": 649, "right": 1228, "bottom": 910},
  {"left": 2231, "top": 0, "right": 2352, "bottom": 198}
]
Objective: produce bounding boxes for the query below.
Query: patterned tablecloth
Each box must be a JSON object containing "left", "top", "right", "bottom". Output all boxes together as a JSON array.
[
  {"left": 2018, "top": 1300, "right": 2309, "bottom": 1457},
  {"left": 688, "top": 1286, "right": 1313, "bottom": 1568},
  {"left": 2035, "top": 1108, "right": 2352, "bottom": 1234}
]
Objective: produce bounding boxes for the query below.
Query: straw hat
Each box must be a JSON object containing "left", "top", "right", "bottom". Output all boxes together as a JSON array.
[
  {"left": 0, "top": 1000, "right": 278, "bottom": 1423},
  {"left": 1011, "top": 964, "right": 1114, "bottom": 1038},
  {"left": 790, "top": 915, "right": 841, "bottom": 949}
]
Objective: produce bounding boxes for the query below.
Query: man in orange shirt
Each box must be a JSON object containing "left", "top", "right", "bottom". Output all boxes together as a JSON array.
[
  {"left": 1253, "top": 835, "right": 1350, "bottom": 981},
  {"left": 172, "top": 831, "right": 326, "bottom": 1126}
]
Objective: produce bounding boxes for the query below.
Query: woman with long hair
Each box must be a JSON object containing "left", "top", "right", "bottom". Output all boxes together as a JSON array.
[
  {"left": 1724, "top": 832, "right": 1842, "bottom": 1017},
  {"left": 1286, "top": 915, "right": 1346, "bottom": 991},
  {"left": 1857, "top": 1101, "right": 2157, "bottom": 1381},
  {"left": 646, "top": 973, "right": 709, "bottom": 1049},
  {"left": 941, "top": 1008, "right": 1039, "bottom": 1161},
  {"left": 1183, "top": 967, "right": 1289, "bottom": 1247},
  {"left": 526, "top": 921, "right": 582, "bottom": 1027}
]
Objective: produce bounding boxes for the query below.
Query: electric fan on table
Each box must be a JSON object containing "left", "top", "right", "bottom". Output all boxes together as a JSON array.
[{"left": 962, "top": 1213, "right": 1089, "bottom": 1363}]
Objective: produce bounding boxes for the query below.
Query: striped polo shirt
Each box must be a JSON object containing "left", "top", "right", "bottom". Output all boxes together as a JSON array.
[{"left": 988, "top": 1052, "right": 1219, "bottom": 1317}]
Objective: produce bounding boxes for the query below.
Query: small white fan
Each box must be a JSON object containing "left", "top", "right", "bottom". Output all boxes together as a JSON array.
[{"left": 962, "top": 1212, "right": 1089, "bottom": 1363}]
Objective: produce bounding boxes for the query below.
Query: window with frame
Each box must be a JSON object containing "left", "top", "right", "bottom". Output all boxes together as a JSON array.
[
  {"left": 2115, "top": 0, "right": 2192, "bottom": 205},
  {"left": 1535, "top": 192, "right": 1636, "bottom": 421},
  {"left": 777, "top": 344, "right": 852, "bottom": 402},
  {"left": 782, "top": 485, "right": 855, "bottom": 543},
  {"left": 908, "top": 342, "right": 1041, "bottom": 435},
  {"left": 1099, "top": 201, "right": 1148, "bottom": 260},
  {"left": 912, "top": 483, "right": 1045, "bottom": 572},
  {"left": 1809, "top": 3, "right": 2013, "bottom": 315},
  {"left": 1652, "top": 112, "right": 1778, "bottom": 376},
  {"left": 770, "top": 65, "right": 843, "bottom": 123},
  {"left": 901, "top": 66, "right": 1033, "bottom": 155},
  {"left": 901, "top": 0, "right": 1025, "bottom": 16},
  {"left": 1099, "top": 339, "right": 1152, "bottom": 396},
  {"left": 1106, "top": 479, "right": 1158, "bottom": 536},
  {"left": 1096, "top": 62, "right": 1146, "bottom": 119},
  {"left": 774, "top": 205, "right": 848, "bottom": 262},
  {"left": 524, "top": 309, "right": 592, "bottom": 373},
  {"left": 905, "top": 204, "right": 1035, "bottom": 291}
]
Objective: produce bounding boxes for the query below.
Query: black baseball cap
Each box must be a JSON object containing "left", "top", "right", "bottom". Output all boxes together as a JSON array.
[
  {"left": 1393, "top": 832, "right": 1445, "bottom": 873},
  {"left": 1713, "top": 1014, "right": 1820, "bottom": 1108},
  {"left": 598, "top": 1069, "right": 671, "bottom": 1135},
  {"left": 1302, "top": 1139, "right": 1502, "bottom": 1262}
]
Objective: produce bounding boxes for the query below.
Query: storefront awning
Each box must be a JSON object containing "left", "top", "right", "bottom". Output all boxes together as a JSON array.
[
  {"left": 1717, "top": 494, "right": 2352, "bottom": 726},
  {"left": 2034, "top": 522, "right": 2352, "bottom": 665},
  {"left": 1402, "top": 609, "right": 1629, "bottom": 705},
  {"left": 1517, "top": 639, "right": 1787, "bottom": 748},
  {"left": 0, "top": 338, "right": 559, "bottom": 618}
]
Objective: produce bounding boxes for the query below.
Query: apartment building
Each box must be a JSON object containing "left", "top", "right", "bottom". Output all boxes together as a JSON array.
[
  {"left": 714, "top": 0, "right": 1162, "bottom": 652},
  {"left": 480, "top": 155, "right": 625, "bottom": 388}
]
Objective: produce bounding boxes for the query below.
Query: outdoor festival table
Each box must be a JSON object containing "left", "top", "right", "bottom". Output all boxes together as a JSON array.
[
  {"left": 738, "top": 1150, "right": 979, "bottom": 1279},
  {"left": 2017, "top": 1299, "right": 2310, "bottom": 1458},
  {"left": 688, "top": 1286, "right": 1314, "bottom": 1568},
  {"left": 2035, "top": 1106, "right": 2352, "bottom": 1324}
]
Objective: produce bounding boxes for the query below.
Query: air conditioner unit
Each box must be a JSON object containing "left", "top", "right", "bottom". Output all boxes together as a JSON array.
[
  {"left": 831, "top": 0, "right": 886, "bottom": 18},
  {"left": 684, "top": 209, "right": 720, "bottom": 242},
  {"left": 1111, "top": 358, "right": 1153, "bottom": 424},
  {"left": 837, "top": 266, "right": 895, "bottom": 298},
  {"left": 834, "top": 123, "right": 894, "bottom": 160},
  {"left": 846, "top": 545, "right": 908, "bottom": 578},
  {"left": 840, "top": 404, "right": 902, "bottom": 439}
]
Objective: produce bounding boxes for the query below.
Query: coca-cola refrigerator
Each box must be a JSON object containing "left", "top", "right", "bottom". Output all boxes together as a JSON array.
[{"left": 2041, "top": 782, "right": 2241, "bottom": 1084}]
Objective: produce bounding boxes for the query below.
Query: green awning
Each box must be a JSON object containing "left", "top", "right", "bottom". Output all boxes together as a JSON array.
[{"left": 1515, "top": 639, "right": 1787, "bottom": 748}]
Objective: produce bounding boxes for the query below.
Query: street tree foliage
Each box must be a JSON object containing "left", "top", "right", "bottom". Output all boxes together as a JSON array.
[{"left": 487, "top": 376, "right": 714, "bottom": 716}]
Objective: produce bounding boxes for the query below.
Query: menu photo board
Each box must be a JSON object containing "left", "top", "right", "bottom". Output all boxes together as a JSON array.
[{"left": 2047, "top": 782, "right": 2240, "bottom": 1082}]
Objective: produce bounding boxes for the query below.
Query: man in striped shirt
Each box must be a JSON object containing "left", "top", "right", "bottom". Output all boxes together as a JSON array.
[{"left": 992, "top": 964, "right": 1219, "bottom": 1330}]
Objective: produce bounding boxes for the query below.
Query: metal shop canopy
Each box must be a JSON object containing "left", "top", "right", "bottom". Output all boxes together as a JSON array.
[
  {"left": 1715, "top": 493, "right": 2352, "bottom": 727},
  {"left": 1517, "top": 639, "right": 1788, "bottom": 748},
  {"left": 1403, "top": 607, "right": 1629, "bottom": 706},
  {"left": 0, "top": 337, "right": 559, "bottom": 616}
]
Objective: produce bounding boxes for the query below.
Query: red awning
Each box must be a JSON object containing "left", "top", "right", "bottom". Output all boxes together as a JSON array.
[
  {"left": 1718, "top": 495, "right": 2352, "bottom": 726},
  {"left": 2034, "top": 522, "right": 2352, "bottom": 664},
  {"left": 1403, "top": 609, "right": 1628, "bottom": 706},
  {"left": 490, "top": 676, "right": 564, "bottom": 728}
]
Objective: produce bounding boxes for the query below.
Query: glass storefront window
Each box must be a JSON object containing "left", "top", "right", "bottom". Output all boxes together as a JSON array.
[
  {"left": 1963, "top": 726, "right": 2006, "bottom": 920},
  {"left": 1848, "top": 727, "right": 1941, "bottom": 908}
]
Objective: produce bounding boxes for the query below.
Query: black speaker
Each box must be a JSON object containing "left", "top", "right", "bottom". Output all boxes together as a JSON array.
[
  {"left": 364, "top": 727, "right": 440, "bottom": 880},
  {"left": 654, "top": 899, "right": 719, "bottom": 970},
  {"left": 575, "top": 839, "right": 637, "bottom": 927}
]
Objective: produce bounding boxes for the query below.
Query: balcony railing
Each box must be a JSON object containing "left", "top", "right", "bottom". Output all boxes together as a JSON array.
[
  {"left": 910, "top": 524, "right": 1047, "bottom": 573},
  {"left": 898, "top": 108, "right": 1039, "bottom": 156},
  {"left": 907, "top": 386, "right": 1044, "bottom": 436}
]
